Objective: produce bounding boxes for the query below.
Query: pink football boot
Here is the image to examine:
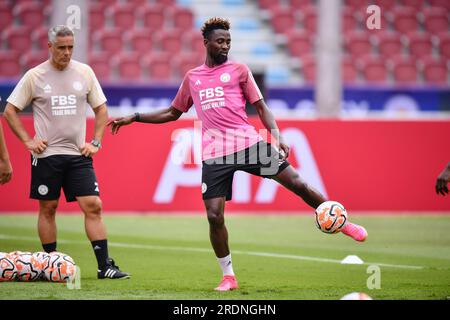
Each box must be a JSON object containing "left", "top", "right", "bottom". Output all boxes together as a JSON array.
[
  {"left": 341, "top": 222, "right": 368, "bottom": 242},
  {"left": 214, "top": 275, "right": 239, "bottom": 291}
]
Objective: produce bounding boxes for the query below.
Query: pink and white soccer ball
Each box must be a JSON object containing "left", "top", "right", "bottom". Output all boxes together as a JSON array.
[
  {"left": 42, "top": 252, "right": 77, "bottom": 283},
  {"left": 340, "top": 292, "right": 373, "bottom": 300},
  {"left": 0, "top": 252, "right": 17, "bottom": 281},
  {"left": 13, "top": 252, "right": 42, "bottom": 281}
]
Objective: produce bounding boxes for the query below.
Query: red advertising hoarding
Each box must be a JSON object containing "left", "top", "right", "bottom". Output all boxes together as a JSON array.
[{"left": 0, "top": 117, "right": 449, "bottom": 213}]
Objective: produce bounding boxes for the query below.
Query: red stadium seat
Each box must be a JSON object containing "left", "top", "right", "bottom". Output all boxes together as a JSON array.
[
  {"left": 301, "top": 5, "right": 317, "bottom": 33},
  {"left": 428, "top": 0, "right": 450, "bottom": 9},
  {"left": 140, "top": 4, "right": 165, "bottom": 31},
  {"left": 21, "top": 50, "right": 49, "bottom": 70},
  {"left": 359, "top": 55, "right": 388, "bottom": 82},
  {"left": 390, "top": 55, "right": 418, "bottom": 84},
  {"left": 422, "top": 7, "right": 449, "bottom": 34},
  {"left": 108, "top": 3, "right": 136, "bottom": 31},
  {"left": 345, "top": 31, "right": 373, "bottom": 57},
  {"left": 93, "top": 28, "right": 124, "bottom": 55},
  {"left": 391, "top": 7, "right": 419, "bottom": 33},
  {"left": 344, "top": 0, "right": 368, "bottom": 11},
  {"left": 406, "top": 31, "right": 433, "bottom": 59},
  {"left": 0, "top": 3, "right": 14, "bottom": 32},
  {"left": 184, "top": 29, "right": 205, "bottom": 54},
  {"left": 142, "top": 53, "right": 173, "bottom": 81},
  {"left": 88, "top": 51, "right": 112, "bottom": 81},
  {"left": 371, "top": 0, "right": 397, "bottom": 11},
  {"left": 2, "top": 26, "right": 32, "bottom": 52},
  {"left": 89, "top": 2, "right": 107, "bottom": 31},
  {"left": 375, "top": 31, "right": 404, "bottom": 59},
  {"left": 171, "top": 6, "right": 194, "bottom": 30},
  {"left": 258, "top": 0, "right": 282, "bottom": 10},
  {"left": 420, "top": 55, "right": 448, "bottom": 84},
  {"left": 301, "top": 54, "right": 315, "bottom": 83},
  {"left": 173, "top": 52, "right": 204, "bottom": 78},
  {"left": 115, "top": 52, "right": 143, "bottom": 81},
  {"left": 289, "top": 0, "right": 314, "bottom": 10},
  {"left": 31, "top": 27, "right": 50, "bottom": 51},
  {"left": 125, "top": 28, "right": 153, "bottom": 54},
  {"left": 342, "top": 55, "right": 359, "bottom": 83},
  {"left": 342, "top": 7, "right": 359, "bottom": 32},
  {"left": 0, "top": 50, "right": 21, "bottom": 77},
  {"left": 285, "top": 30, "right": 313, "bottom": 57},
  {"left": 13, "top": 2, "right": 47, "bottom": 30},
  {"left": 270, "top": 6, "right": 297, "bottom": 34},
  {"left": 154, "top": 29, "right": 183, "bottom": 55},
  {"left": 397, "top": 0, "right": 426, "bottom": 10},
  {"left": 437, "top": 32, "right": 450, "bottom": 59}
]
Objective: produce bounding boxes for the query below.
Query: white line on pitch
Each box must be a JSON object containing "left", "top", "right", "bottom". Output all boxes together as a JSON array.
[{"left": 0, "top": 234, "right": 424, "bottom": 270}]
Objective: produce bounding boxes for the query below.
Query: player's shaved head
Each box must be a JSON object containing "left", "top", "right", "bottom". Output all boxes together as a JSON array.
[{"left": 201, "top": 17, "right": 231, "bottom": 40}]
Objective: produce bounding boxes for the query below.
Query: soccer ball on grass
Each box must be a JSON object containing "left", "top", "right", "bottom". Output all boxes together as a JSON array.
[{"left": 314, "top": 201, "right": 348, "bottom": 234}]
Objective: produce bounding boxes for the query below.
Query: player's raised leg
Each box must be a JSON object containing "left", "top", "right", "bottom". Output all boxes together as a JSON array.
[
  {"left": 38, "top": 199, "right": 58, "bottom": 253},
  {"left": 272, "top": 165, "right": 367, "bottom": 241},
  {"left": 204, "top": 197, "right": 238, "bottom": 291},
  {"left": 77, "top": 195, "right": 130, "bottom": 279}
]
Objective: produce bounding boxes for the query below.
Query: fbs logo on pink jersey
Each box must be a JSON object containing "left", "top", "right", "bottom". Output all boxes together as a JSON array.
[{"left": 199, "top": 87, "right": 225, "bottom": 111}]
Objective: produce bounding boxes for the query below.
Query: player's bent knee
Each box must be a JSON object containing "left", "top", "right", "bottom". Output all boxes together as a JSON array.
[
  {"left": 83, "top": 197, "right": 103, "bottom": 216},
  {"left": 39, "top": 201, "right": 58, "bottom": 217},
  {"left": 207, "top": 209, "right": 224, "bottom": 227}
]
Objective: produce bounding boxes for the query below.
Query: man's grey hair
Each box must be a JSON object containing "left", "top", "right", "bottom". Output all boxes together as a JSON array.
[{"left": 48, "top": 25, "right": 74, "bottom": 43}]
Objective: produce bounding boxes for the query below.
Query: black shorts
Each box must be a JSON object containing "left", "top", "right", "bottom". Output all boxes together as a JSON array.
[
  {"left": 202, "top": 141, "right": 290, "bottom": 201},
  {"left": 30, "top": 155, "right": 100, "bottom": 202}
]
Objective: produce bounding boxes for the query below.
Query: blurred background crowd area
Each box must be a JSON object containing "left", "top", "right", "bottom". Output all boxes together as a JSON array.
[{"left": 0, "top": 0, "right": 449, "bottom": 117}]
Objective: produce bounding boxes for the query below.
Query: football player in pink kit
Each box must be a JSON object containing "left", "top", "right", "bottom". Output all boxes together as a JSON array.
[{"left": 109, "top": 18, "right": 367, "bottom": 291}]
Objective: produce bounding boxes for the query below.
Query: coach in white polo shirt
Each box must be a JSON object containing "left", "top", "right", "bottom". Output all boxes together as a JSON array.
[{"left": 4, "top": 25, "right": 129, "bottom": 279}]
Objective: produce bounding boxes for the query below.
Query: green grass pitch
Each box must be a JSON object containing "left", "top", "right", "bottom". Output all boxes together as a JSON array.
[{"left": 0, "top": 214, "right": 449, "bottom": 300}]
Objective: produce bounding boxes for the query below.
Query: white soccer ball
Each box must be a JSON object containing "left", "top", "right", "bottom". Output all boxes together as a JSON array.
[
  {"left": 314, "top": 201, "right": 348, "bottom": 234},
  {"left": 43, "top": 252, "right": 77, "bottom": 283},
  {"left": 340, "top": 292, "right": 373, "bottom": 300},
  {"left": 0, "top": 252, "right": 17, "bottom": 281},
  {"left": 14, "top": 252, "right": 42, "bottom": 281}
]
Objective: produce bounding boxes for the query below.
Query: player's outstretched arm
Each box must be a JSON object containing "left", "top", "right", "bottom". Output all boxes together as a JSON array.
[
  {"left": 253, "top": 99, "right": 289, "bottom": 160},
  {"left": 108, "top": 106, "right": 183, "bottom": 135},
  {"left": 436, "top": 162, "right": 450, "bottom": 196},
  {"left": 0, "top": 121, "right": 12, "bottom": 185},
  {"left": 4, "top": 103, "right": 48, "bottom": 154}
]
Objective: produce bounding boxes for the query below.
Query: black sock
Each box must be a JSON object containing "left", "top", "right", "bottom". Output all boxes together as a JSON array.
[
  {"left": 42, "top": 242, "right": 57, "bottom": 253},
  {"left": 91, "top": 239, "right": 109, "bottom": 270}
]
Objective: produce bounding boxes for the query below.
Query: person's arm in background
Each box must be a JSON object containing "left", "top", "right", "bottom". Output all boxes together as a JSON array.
[
  {"left": 108, "top": 106, "right": 183, "bottom": 135},
  {"left": 436, "top": 162, "right": 450, "bottom": 196},
  {"left": 0, "top": 120, "right": 13, "bottom": 185}
]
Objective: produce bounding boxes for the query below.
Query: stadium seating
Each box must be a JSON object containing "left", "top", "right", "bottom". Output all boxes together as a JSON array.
[
  {"left": 346, "top": 31, "right": 373, "bottom": 57},
  {"left": 342, "top": 55, "right": 359, "bottom": 83},
  {"left": 31, "top": 27, "right": 51, "bottom": 51},
  {"left": 93, "top": 28, "right": 124, "bottom": 54},
  {"left": 108, "top": 3, "right": 137, "bottom": 31},
  {"left": 422, "top": 7, "right": 449, "bottom": 34},
  {"left": 406, "top": 31, "right": 434, "bottom": 60},
  {"left": 170, "top": 6, "right": 194, "bottom": 30},
  {"left": 21, "top": 50, "right": 49, "bottom": 70},
  {"left": 142, "top": 53, "right": 173, "bottom": 81},
  {"left": 270, "top": 6, "right": 297, "bottom": 34},
  {"left": 88, "top": 51, "right": 112, "bottom": 81},
  {"left": 391, "top": 7, "right": 420, "bottom": 33},
  {"left": 285, "top": 30, "right": 313, "bottom": 57},
  {"left": 114, "top": 52, "right": 143, "bottom": 81},
  {"left": 13, "top": 2, "right": 48, "bottom": 30},
  {"left": 0, "top": 2, "right": 14, "bottom": 32},
  {"left": 420, "top": 55, "right": 448, "bottom": 84},
  {"left": 390, "top": 55, "right": 418, "bottom": 84},
  {"left": 139, "top": 4, "right": 165, "bottom": 31},
  {"left": 359, "top": 55, "right": 389, "bottom": 82},
  {"left": 172, "top": 52, "right": 204, "bottom": 78},
  {"left": 375, "top": 31, "right": 404, "bottom": 59},
  {"left": 0, "top": 50, "right": 21, "bottom": 77},
  {"left": 125, "top": 28, "right": 154, "bottom": 53},
  {"left": 438, "top": 32, "right": 450, "bottom": 59},
  {"left": 2, "top": 26, "right": 32, "bottom": 52},
  {"left": 89, "top": 2, "right": 107, "bottom": 31}
]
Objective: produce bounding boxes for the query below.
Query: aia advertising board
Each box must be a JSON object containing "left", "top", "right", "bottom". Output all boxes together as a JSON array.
[{"left": 0, "top": 117, "right": 449, "bottom": 213}]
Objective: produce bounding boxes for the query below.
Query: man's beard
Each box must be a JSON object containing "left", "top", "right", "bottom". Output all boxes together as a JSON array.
[{"left": 214, "top": 53, "right": 228, "bottom": 65}]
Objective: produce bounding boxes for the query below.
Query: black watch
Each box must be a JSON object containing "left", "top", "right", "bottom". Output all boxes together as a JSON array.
[{"left": 91, "top": 139, "right": 101, "bottom": 149}]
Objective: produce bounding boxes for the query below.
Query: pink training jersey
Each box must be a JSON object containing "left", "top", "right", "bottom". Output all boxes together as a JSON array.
[{"left": 172, "top": 61, "right": 263, "bottom": 160}]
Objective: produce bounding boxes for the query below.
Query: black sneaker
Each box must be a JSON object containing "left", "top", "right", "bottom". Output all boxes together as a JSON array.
[{"left": 97, "top": 258, "right": 130, "bottom": 279}]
